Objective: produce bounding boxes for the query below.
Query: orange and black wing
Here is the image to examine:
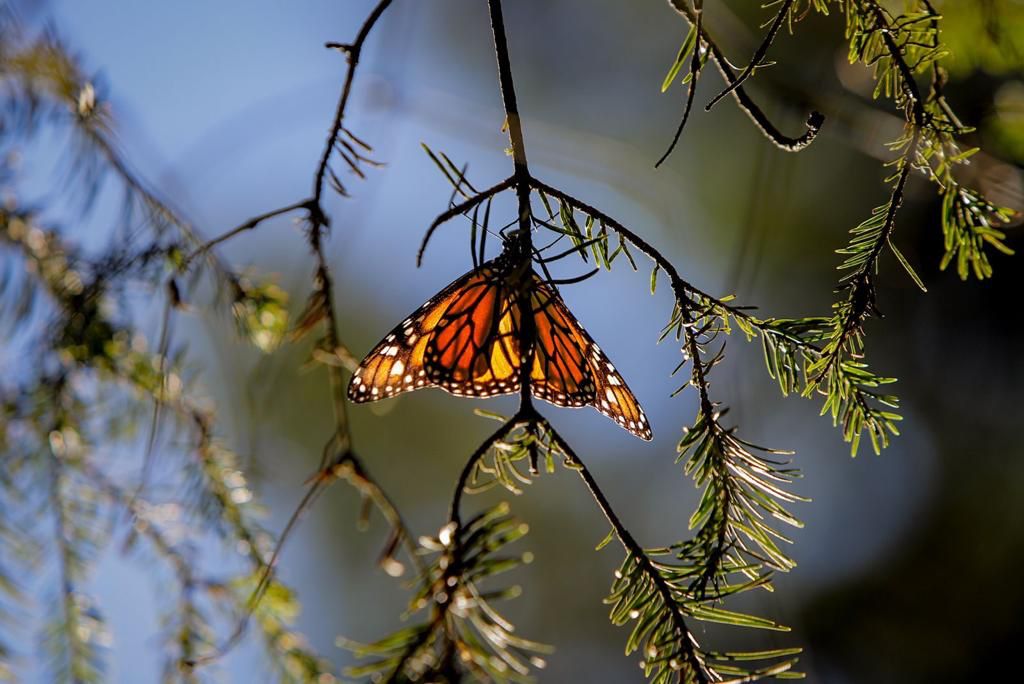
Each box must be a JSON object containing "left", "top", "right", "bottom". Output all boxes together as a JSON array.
[
  {"left": 529, "top": 281, "right": 596, "bottom": 407},
  {"left": 350, "top": 262, "right": 651, "bottom": 440},
  {"left": 530, "top": 276, "right": 652, "bottom": 440},
  {"left": 348, "top": 265, "right": 497, "bottom": 402},
  {"left": 422, "top": 267, "right": 521, "bottom": 397},
  {"left": 348, "top": 261, "right": 520, "bottom": 402}
]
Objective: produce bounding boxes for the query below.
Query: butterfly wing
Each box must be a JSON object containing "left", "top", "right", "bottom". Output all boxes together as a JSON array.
[
  {"left": 530, "top": 276, "right": 652, "bottom": 440},
  {"left": 348, "top": 265, "right": 498, "bottom": 402},
  {"left": 423, "top": 266, "right": 521, "bottom": 398},
  {"left": 529, "top": 281, "right": 596, "bottom": 407},
  {"left": 350, "top": 261, "right": 652, "bottom": 441}
]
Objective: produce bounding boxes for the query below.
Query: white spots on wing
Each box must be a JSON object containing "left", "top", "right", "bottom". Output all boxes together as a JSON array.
[
  {"left": 390, "top": 359, "right": 405, "bottom": 376},
  {"left": 386, "top": 334, "right": 395, "bottom": 342},
  {"left": 382, "top": 345, "right": 399, "bottom": 357},
  {"left": 606, "top": 362, "right": 615, "bottom": 372},
  {"left": 371, "top": 387, "right": 379, "bottom": 396},
  {"left": 605, "top": 388, "right": 618, "bottom": 404},
  {"left": 404, "top": 374, "right": 413, "bottom": 384},
  {"left": 608, "top": 375, "right": 621, "bottom": 386}
]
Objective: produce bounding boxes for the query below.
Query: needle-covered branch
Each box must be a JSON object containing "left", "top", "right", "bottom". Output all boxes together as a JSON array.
[
  {"left": 553, "top": 429, "right": 801, "bottom": 683},
  {"left": 344, "top": 408, "right": 549, "bottom": 683},
  {"left": 528, "top": 178, "right": 896, "bottom": 451}
]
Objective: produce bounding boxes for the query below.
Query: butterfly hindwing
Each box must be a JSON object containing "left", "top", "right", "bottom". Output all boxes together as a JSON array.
[{"left": 585, "top": 342, "right": 652, "bottom": 440}]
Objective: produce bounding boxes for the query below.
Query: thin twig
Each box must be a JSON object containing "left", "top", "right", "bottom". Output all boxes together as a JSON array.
[
  {"left": 665, "top": 0, "right": 824, "bottom": 152},
  {"left": 182, "top": 199, "right": 312, "bottom": 268},
  {"left": 313, "top": 0, "right": 394, "bottom": 205},
  {"left": 704, "top": 0, "right": 797, "bottom": 111},
  {"left": 126, "top": 293, "right": 174, "bottom": 509},
  {"left": 417, "top": 176, "right": 515, "bottom": 266},
  {"left": 655, "top": 3, "right": 703, "bottom": 168},
  {"left": 449, "top": 412, "right": 528, "bottom": 529}
]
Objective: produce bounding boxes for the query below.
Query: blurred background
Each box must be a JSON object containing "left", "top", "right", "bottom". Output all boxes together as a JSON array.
[{"left": 4, "top": 0, "right": 1024, "bottom": 682}]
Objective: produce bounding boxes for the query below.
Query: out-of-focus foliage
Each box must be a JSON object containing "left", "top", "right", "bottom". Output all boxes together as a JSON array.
[
  {"left": 0, "top": 12, "right": 332, "bottom": 681},
  {"left": 934, "top": 0, "right": 1024, "bottom": 76}
]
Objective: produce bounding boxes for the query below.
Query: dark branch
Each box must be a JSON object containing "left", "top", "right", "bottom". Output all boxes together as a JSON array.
[
  {"left": 665, "top": 0, "right": 824, "bottom": 152},
  {"left": 183, "top": 199, "right": 312, "bottom": 268},
  {"left": 655, "top": 5, "right": 703, "bottom": 168},
  {"left": 312, "top": 0, "right": 394, "bottom": 205},
  {"left": 704, "top": 0, "right": 796, "bottom": 112},
  {"left": 550, "top": 430, "right": 711, "bottom": 683},
  {"left": 487, "top": 0, "right": 538, "bottom": 410}
]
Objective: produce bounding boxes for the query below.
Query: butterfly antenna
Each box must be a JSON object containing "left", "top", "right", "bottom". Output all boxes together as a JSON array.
[{"left": 534, "top": 233, "right": 566, "bottom": 254}]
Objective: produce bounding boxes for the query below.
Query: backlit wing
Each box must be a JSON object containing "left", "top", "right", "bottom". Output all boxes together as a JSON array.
[
  {"left": 529, "top": 281, "right": 596, "bottom": 407},
  {"left": 530, "top": 277, "right": 652, "bottom": 440},
  {"left": 349, "top": 261, "right": 651, "bottom": 440},
  {"left": 423, "top": 269, "right": 520, "bottom": 398},
  {"left": 347, "top": 265, "right": 500, "bottom": 402}
]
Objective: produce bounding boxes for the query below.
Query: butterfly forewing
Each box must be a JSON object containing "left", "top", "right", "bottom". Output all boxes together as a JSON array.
[
  {"left": 529, "top": 282, "right": 595, "bottom": 407},
  {"left": 347, "top": 267, "right": 487, "bottom": 402},
  {"left": 530, "top": 276, "right": 651, "bottom": 440}
]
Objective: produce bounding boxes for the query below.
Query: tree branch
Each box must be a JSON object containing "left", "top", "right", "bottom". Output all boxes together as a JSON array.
[
  {"left": 665, "top": 0, "right": 824, "bottom": 153},
  {"left": 313, "top": 0, "right": 394, "bottom": 206},
  {"left": 655, "top": 3, "right": 703, "bottom": 168},
  {"left": 704, "top": 0, "right": 796, "bottom": 111},
  {"left": 182, "top": 199, "right": 313, "bottom": 268},
  {"left": 550, "top": 430, "right": 711, "bottom": 683}
]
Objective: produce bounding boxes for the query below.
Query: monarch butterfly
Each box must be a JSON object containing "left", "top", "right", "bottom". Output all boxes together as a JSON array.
[{"left": 348, "top": 249, "right": 652, "bottom": 440}]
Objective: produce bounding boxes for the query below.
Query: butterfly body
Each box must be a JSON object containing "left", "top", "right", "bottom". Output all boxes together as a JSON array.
[{"left": 348, "top": 252, "right": 651, "bottom": 440}]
